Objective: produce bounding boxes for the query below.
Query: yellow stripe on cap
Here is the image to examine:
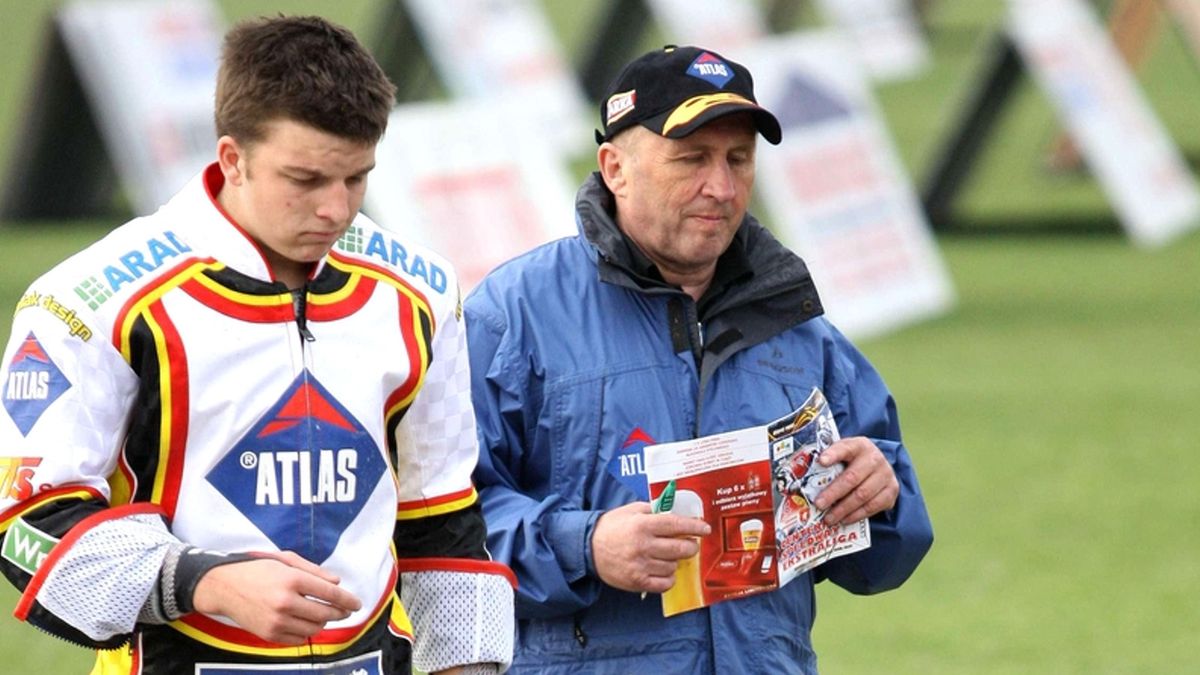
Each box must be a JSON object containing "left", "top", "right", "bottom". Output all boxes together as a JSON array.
[{"left": 661, "top": 92, "right": 758, "bottom": 136}]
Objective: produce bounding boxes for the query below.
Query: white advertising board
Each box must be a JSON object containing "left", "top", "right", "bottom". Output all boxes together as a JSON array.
[
  {"left": 365, "top": 101, "right": 577, "bottom": 291},
  {"left": 57, "top": 0, "right": 220, "bottom": 215},
  {"left": 813, "top": 0, "right": 930, "bottom": 81},
  {"left": 402, "top": 0, "right": 591, "bottom": 156},
  {"left": 743, "top": 31, "right": 954, "bottom": 340},
  {"left": 1009, "top": 0, "right": 1200, "bottom": 247},
  {"left": 645, "top": 0, "right": 766, "bottom": 56}
]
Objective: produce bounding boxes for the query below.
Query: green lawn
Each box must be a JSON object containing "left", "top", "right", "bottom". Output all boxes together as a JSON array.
[{"left": 3, "top": 1, "right": 1200, "bottom": 673}]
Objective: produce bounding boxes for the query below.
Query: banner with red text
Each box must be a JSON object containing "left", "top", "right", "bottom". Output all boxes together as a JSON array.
[
  {"left": 743, "top": 31, "right": 954, "bottom": 339},
  {"left": 365, "top": 100, "right": 577, "bottom": 291}
]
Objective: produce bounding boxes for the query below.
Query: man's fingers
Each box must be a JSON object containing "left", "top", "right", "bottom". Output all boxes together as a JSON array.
[
  {"left": 823, "top": 467, "right": 898, "bottom": 525},
  {"left": 817, "top": 437, "right": 857, "bottom": 467},
  {"left": 288, "top": 594, "right": 357, "bottom": 624},
  {"left": 641, "top": 575, "right": 678, "bottom": 595},
  {"left": 644, "top": 533, "right": 701, "bottom": 562},
  {"left": 825, "top": 480, "right": 884, "bottom": 526},
  {"left": 266, "top": 550, "right": 343, "bottom": 585},
  {"left": 292, "top": 575, "right": 362, "bottom": 614},
  {"left": 646, "top": 513, "right": 711, "bottom": 538},
  {"left": 642, "top": 557, "right": 680, "bottom": 579},
  {"left": 812, "top": 437, "right": 899, "bottom": 524}
]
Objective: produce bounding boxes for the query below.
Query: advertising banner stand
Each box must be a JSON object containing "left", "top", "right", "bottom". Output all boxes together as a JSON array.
[
  {"left": 2, "top": 0, "right": 221, "bottom": 220},
  {"left": 744, "top": 31, "right": 954, "bottom": 339},
  {"left": 922, "top": 0, "right": 1200, "bottom": 247},
  {"left": 0, "top": 17, "right": 118, "bottom": 220}
]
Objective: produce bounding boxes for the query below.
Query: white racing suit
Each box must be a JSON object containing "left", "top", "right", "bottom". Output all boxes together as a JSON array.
[{"left": 0, "top": 164, "right": 514, "bottom": 673}]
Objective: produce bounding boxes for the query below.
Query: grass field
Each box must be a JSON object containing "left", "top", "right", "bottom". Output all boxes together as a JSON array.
[{"left": 2, "top": 1, "right": 1199, "bottom": 673}]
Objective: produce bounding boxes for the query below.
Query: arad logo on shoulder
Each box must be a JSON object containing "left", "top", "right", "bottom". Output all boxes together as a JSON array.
[
  {"left": 687, "top": 52, "right": 733, "bottom": 88},
  {"left": 3, "top": 333, "right": 71, "bottom": 436},
  {"left": 73, "top": 231, "right": 192, "bottom": 310},
  {"left": 206, "top": 371, "right": 386, "bottom": 564},
  {"left": 335, "top": 225, "right": 447, "bottom": 294}
]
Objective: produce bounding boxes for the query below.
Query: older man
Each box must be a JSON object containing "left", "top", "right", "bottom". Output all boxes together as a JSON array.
[{"left": 465, "top": 45, "right": 933, "bottom": 673}]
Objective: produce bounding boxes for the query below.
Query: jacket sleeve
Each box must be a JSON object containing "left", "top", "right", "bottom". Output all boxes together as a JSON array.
[
  {"left": 391, "top": 284, "right": 514, "bottom": 673},
  {"left": 0, "top": 277, "right": 184, "bottom": 647},
  {"left": 815, "top": 325, "right": 934, "bottom": 594},
  {"left": 464, "top": 298, "right": 605, "bottom": 620}
]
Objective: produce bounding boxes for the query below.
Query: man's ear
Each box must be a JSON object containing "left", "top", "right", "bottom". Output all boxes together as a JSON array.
[
  {"left": 216, "top": 135, "right": 247, "bottom": 186},
  {"left": 597, "top": 141, "right": 627, "bottom": 197}
]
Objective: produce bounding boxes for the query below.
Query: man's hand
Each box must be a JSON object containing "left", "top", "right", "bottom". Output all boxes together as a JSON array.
[
  {"left": 813, "top": 436, "right": 899, "bottom": 526},
  {"left": 591, "top": 501, "right": 711, "bottom": 594},
  {"left": 192, "top": 550, "right": 362, "bottom": 645}
]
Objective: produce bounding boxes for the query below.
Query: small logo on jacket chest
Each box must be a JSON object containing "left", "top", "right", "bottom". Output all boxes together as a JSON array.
[{"left": 605, "top": 427, "right": 657, "bottom": 501}]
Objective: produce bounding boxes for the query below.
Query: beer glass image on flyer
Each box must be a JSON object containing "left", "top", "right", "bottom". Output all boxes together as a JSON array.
[
  {"left": 644, "top": 387, "right": 870, "bottom": 617},
  {"left": 740, "top": 518, "right": 764, "bottom": 550},
  {"left": 660, "top": 489, "right": 706, "bottom": 617}
]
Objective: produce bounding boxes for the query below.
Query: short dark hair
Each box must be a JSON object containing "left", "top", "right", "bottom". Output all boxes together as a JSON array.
[{"left": 215, "top": 15, "right": 396, "bottom": 145}]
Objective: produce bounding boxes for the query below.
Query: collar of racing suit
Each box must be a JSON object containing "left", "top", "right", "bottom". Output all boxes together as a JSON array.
[{"left": 573, "top": 171, "right": 825, "bottom": 383}]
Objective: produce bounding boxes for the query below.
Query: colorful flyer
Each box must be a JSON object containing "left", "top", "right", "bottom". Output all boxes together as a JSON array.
[{"left": 643, "top": 388, "right": 870, "bottom": 617}]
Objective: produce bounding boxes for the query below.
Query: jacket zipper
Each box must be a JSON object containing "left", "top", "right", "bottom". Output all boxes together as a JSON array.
[
  {"left": 292, "top": 287, "right": 316, "bottom": 343},
  {"left": 573, "top": 615, "right": 588, "bottom": 648}
]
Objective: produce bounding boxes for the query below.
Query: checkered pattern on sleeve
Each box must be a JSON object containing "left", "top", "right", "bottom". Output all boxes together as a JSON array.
[{"left": 393, "top": 294, "right": 481, "bottom": 501}]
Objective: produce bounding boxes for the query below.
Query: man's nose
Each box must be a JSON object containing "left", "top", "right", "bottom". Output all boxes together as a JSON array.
[
  {"left": 316, "top": 182, "right": 352, "bottom": 223},
  {"left": 701, "top": 161, "right": 737, "bottom": 202}
]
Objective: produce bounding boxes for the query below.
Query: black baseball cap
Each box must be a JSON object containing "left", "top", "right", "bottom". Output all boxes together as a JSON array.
[{"left": 595, "top": 45, "right": 782, "bottom": 146}]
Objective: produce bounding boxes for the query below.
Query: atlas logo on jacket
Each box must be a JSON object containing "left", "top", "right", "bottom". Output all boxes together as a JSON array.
[
  {"left": 207, "top": 371, "right": 386, "bottom": 564},
  {"left": 606, "top": 427, "right": 657, "bottom": 500},
  {"left": 3, "top": 333, "right": 71, "bottom": 436}
]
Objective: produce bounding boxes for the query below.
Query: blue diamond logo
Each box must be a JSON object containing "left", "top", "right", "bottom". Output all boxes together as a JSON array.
[
  {"left": 687, "top": 52, "right": 734, "bottom": 88},
  {"left": 3, "top": 333, "right": 71, "bottom": 436},
  {"left": 207, "top": 371, "right": 385, "bottom": 563}
]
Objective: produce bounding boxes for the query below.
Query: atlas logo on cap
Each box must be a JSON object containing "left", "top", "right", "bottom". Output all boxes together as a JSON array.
[
  {"left": 606, "top": 90, "right": 637, "bottom": 126},
  {"left": 687, "top": 52, "right": 733, "bottom": 88}
]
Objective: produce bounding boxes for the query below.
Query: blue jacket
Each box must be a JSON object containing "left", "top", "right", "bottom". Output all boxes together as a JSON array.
[{"left": 465, "top": 174, "right": 933, "bottom": 674}]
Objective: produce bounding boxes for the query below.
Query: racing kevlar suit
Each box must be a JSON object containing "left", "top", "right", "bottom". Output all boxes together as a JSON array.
[
  {"left": 0, "top": 164, "right": 514, "bottom": 673},
  {"left": 464, "top": 173, "right": 933, "bottom": 674}
]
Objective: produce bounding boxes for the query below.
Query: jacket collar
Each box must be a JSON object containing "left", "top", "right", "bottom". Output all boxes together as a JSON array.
[{"left": 575, "top": 172, "right": 822, "bottom": 321}]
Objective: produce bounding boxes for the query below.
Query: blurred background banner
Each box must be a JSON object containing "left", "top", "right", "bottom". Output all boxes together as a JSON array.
[
  {"left": 399, "top": 0, "right": 592, "bottom": 156},
  {"left": 1, "top": 0, "right": 221, "bottom": 219},
  {"left": 366, "top": 100, "right": 577, "bottom": 291},
  {"left": 1009, "top": 0, "right": 1200, "bottom": 246},
  {"left": 747, "top": 31, "right": 953, "bottom": 340},
  {"left": 812, "top": 0, "right": 931, "bottom": 81},
  {"left": 644, "top": 0, "right": 767, "bottom": 55}
]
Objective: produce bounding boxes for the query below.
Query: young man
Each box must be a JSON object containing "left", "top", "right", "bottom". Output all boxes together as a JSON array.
[
  {"left": 0, "top": 16, "right": 513, "bottom": 674},
  {"left": 465, "top": 46, "right": 933, "bottom": 673}
]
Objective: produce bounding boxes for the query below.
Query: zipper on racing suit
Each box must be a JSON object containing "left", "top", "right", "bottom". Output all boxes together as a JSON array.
[{"left": 292, "top": 286, "right": 316, "bottom": 343}]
